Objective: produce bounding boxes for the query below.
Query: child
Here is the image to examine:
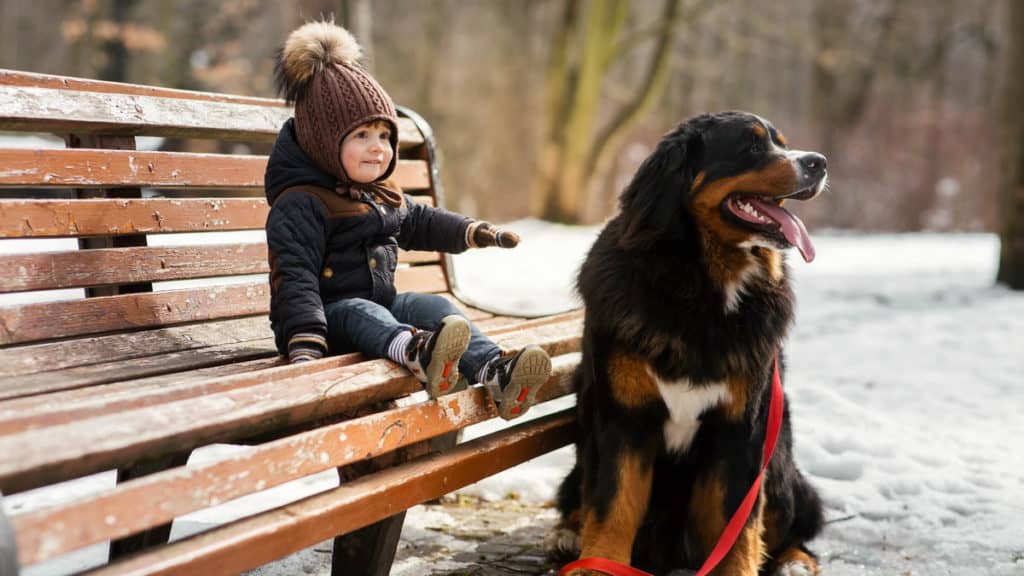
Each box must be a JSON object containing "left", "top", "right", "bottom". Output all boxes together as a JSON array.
[{"left": 265, "top": 21, "right": 551, "bottom": 420}]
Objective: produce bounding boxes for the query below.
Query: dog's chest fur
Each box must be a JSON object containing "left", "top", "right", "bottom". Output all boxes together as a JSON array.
[{"left": 646, "top": 367, "right": 730, "bottom": 453}]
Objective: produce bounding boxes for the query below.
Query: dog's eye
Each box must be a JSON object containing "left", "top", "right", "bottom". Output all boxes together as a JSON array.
[{"left": 750, "top": 141, "right": 764, "bottom": 154}]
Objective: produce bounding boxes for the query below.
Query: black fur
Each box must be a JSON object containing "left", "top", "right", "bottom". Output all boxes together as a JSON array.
[{"left": 554, "top": 112, "right": 825, "bottom": 574}]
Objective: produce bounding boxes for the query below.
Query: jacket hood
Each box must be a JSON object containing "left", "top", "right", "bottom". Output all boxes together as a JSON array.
[{"left": 265, "top": 118, "right": 336, "bottom": 205}]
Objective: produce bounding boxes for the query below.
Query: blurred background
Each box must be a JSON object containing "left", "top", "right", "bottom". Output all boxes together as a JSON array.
[{"left": 0, "top": 0, "right": 1017, "bottom": 234}]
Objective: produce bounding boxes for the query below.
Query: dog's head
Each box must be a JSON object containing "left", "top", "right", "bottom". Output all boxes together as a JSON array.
[{"left": 618, "top": 111, "right": 827, "bottom": 263}]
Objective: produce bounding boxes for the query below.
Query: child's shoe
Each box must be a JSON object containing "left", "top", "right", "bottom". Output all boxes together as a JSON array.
[
  {"left": 480, "top": 345, "right": 552, "bottom": 420},
  {"left": 404, "top": 315, "right": 471, "bottom": 398}
]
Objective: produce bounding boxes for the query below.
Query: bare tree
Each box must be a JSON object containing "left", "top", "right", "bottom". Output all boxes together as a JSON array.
[
  {"left": 997, "top": 0, "right": 1024, "bottom": 289},
  {"left": 530, "top": 0, "right": 712, "bottom": 223}
]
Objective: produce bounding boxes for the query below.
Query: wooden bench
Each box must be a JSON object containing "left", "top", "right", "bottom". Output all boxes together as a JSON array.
[{"left": 0, "top": 69, "right": 582, "bottom": 576}]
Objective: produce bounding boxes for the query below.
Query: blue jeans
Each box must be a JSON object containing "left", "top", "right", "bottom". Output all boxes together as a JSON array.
[{"left": 324, "top": 292, "right": 501, "bottom": 379}]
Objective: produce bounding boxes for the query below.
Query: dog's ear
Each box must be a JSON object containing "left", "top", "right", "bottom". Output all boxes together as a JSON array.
[{"left": 617, "top": 127, "right": 702, "bottom": 250}]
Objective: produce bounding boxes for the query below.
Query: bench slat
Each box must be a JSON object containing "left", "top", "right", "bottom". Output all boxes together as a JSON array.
[
  {"left": 0, "top": 70, "right": 425, "bottom": 147},
  {"left": 0, "top": 243, "right": 439, "bottom": 293},
  {"left": 0, "top": 359, "right": 420, "bottom": 494},
  {"left": 82, "top": 410, "right": 574, "bottom": 576},
  {"left": 0, "top": 196, "right": 436, "bottom": 238},
  {"left": 0, "top": 198, "right": 268, "bottom": 237},
  {"left": 0, "top": 293, "right": 490, "bottom": 382},
  {"left": 0, "top": 85, "right": 424, "bottom": 146},
  {"left": 12, "top": 367, "right": 572, "bottom": 566},
  {"left": 0, "top": 70, "right": 286, "bottom": 106},
  {"left": 0, "top": 85, "right": 289, "bottom": 142},
  {"left": 0, "top": 244, "right": 267, "bottom": 293},
  {"left": 0, "top": 149, "right": 431, "bottom": 191},
  {"left": 0, "top": 264, "right": 446, "bottom": 346},
  {"left": 0, "top": 317, "right": 582, "bottom": 494},
  {"left": 0, "top": 313, "right": 580, "bottom": 431},
  {"left": 0, "top": 283, "right": 270, "bottom": 346},
  {"left": 0, "top": 315, "right": 269, "bottom": 378},
  {"left": 0, "top": 339, "right": 277, "bottom": 405},
  {"left": 0, "top": 350, "right": 336, "bottom": 432}
]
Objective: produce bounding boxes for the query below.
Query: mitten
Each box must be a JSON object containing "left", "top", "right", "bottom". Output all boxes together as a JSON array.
[
  {"left": 288, "top": 333, "right": 327, "bottom": 363},
  {"left": 467, "top": 221, "right": 520, "bottom": 249}
]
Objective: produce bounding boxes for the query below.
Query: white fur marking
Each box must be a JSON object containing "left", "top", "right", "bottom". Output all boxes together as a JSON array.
[
  {"left": 721, "top": 255, "right": 761, "bottom": 313},
  {"left": 648, "top": 370, "right": 730, "bottom": 453}
]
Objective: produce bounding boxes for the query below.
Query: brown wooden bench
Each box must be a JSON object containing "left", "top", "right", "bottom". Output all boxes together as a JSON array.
[{"left": 0, "top": 69, "right": 582, "bottom": 576}]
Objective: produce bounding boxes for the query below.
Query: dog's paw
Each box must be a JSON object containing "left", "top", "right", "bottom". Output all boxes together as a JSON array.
[
  {"left": 543, "top": 526, "right": 581, "bottom": 562},
  {"left": 774, "top": 561, "right": 819, "bottom": 576}
]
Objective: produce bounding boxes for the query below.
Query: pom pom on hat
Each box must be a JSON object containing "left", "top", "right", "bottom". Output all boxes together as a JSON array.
[{"left": 275, "top": 19, "right": 363, "bottom": 103}]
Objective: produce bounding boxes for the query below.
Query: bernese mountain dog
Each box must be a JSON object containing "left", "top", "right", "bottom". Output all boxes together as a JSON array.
[{"left": 547, "top": 112, "right": 828, "bottom": 575}]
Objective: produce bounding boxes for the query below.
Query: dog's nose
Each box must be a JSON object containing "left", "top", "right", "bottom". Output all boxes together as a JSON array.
[{"left": 799, "top": 153, "right": 827, "bottom": 175}]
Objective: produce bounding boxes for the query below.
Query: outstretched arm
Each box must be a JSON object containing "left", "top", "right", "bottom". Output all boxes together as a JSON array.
[{"left": 399, "top": 194, "right": 519, "bottom": 252}]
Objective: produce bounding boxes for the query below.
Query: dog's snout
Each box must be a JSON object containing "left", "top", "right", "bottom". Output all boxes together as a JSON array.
[{"left": 799, "top": 153, "right": 827, "bottom": 175}]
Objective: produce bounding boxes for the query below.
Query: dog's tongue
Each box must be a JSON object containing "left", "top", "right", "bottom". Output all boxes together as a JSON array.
[{"left": 748, "top": 198, "right": 815, "bottom": 262}]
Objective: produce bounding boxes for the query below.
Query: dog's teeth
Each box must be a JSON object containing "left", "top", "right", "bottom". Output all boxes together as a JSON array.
[{"left": 737, "top": 199, "right": 771, "bottom": 223}]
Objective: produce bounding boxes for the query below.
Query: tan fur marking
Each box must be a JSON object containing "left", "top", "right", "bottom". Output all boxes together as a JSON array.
[
  {"left": 721, "top": 377, "right": 749, "bottom": 421},
  {"left": 752, "top": 124, "right": 767, "bottom": 138},
  {"left": 690, "top": 470, "right": 766, "bottom": 575},
  {"left": 762, "top": 507, "right": 820, "bottom": 574},
  {"left": 772, "top": 547, "right": 821, "bottom": 574},
  {"left": 762, "top": 507, "right": 785, "bottom": 552},
  {"left": 692, "top": 171, "right": 707, "bottom": 191},
  {"left": 776, "top": 132, "right": 788, "bottom": 147},
  {"left": 755, "top": 246, "right": 785, "bottom": 283},
  {"left": 690, "top": 159, "right": 798, "bottom": 294},
  {"left": 578, "top": 451, "right": 653, "bottom": 564},
  {"left": 609, "top": 352, "right": 661, "bottom": 409}
]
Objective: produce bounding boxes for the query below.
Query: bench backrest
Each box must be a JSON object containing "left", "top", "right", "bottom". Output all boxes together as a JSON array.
[{"left": 0, "top": 69, "right": 451, "bottom": 349}]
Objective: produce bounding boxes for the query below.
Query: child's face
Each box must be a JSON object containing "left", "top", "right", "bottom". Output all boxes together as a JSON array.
[{"left": 340, "top": 121, "right": 393, "bottom": 183}]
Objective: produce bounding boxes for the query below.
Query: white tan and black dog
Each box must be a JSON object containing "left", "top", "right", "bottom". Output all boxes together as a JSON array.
[{"left": 548, "top": 112, "right": 827, "bottom": 575}]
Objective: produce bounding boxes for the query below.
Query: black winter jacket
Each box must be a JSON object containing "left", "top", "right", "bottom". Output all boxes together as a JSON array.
[{"left": 265, "top": 119, "right": 473, "bottom": 355}]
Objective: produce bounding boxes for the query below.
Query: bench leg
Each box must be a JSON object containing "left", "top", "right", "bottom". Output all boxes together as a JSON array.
[
  {"left": 0, "top": 492, "right": 19, "bottom": 576},
  {"left": 109, "top": 454, "right": 189, "bottom": 559},
  {"left": 330, "top": 512, "right": 407, "bottom": 576},
  {"left": 330, "top": 429, "right": 459, "bottom": 575}
]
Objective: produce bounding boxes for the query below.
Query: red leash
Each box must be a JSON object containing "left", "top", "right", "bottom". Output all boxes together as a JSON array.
[{"left": 559, "top": 358, "right": 785, "bottom": 576}]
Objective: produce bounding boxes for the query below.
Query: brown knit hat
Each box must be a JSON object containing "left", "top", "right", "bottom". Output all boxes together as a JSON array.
[{"left": 275, "top": 20, "right": 399, "bottom": 184}]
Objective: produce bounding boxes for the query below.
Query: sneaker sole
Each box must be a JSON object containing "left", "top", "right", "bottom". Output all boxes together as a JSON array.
[
  {"left": 497, "top": 346, "right": 552, "bottom": 420},
  {"left": 423, "top": 316, "right": 471, "bottom": 398}
]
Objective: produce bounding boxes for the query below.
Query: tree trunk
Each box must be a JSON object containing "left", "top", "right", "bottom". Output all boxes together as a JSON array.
[
  {"left": 583, "top": 0, "right": 693, "bottom": 193},
  {"left": 996, "top": 0, "right": 1024, "bottom": 289},
  {"left": 530, "top": 0, "right": 580, "bottom": 219},
  {"left": 533, "top": 0, "right": 701, "bottom": 223}
]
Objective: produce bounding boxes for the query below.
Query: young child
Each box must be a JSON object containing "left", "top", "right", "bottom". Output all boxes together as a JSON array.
[{"left": 265, "top": 21, "right": 551, "bottom": 420}]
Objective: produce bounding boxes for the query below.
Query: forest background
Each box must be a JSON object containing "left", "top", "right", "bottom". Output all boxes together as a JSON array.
[{"left": 0, "top": 0, "right": 1017, "bottom": 237}]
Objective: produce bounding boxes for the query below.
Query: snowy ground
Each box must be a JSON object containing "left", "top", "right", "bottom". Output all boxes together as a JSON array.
[{"left": 6, "top": 222, "right": 1024, "bottom": 575}]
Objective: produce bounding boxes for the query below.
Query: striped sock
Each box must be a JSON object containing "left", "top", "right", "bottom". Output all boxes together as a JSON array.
[
  {"left": 477, "top": 355, "right": 502, "bottom": 398},
  {"left": 476, "top": 360, "right": 490, "bottom": 386},
  {"left": 387, "top": 330, "right": 413, "bottom": 365}
]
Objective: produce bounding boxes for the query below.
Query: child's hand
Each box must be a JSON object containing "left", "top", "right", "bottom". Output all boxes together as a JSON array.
[{"left": 471, "top": 221, "right": 520, "bottom": 249}]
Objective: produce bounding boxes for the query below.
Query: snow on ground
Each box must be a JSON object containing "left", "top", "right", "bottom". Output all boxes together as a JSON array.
[{"left": 5, "top": 222, "right": 1024, "bottom": 575}]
